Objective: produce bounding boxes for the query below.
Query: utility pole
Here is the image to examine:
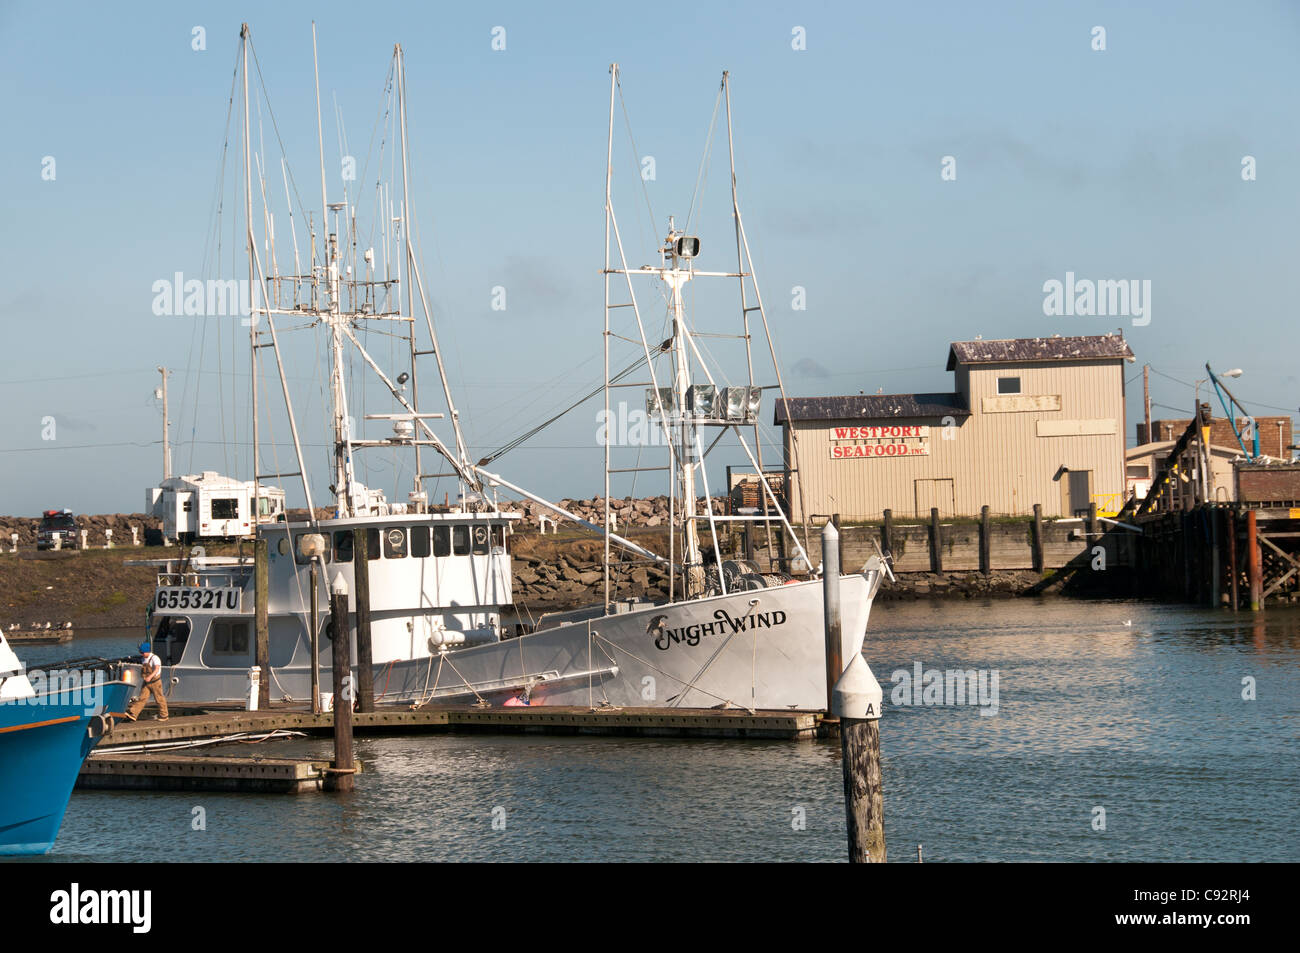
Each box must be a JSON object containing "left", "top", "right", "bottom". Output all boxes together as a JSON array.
[
  {"left": 157, "top": 366, "right": 171, "bottom": 480},
  {"left": 1143, "top": 363, "right": 1151, "bottom": 445}
]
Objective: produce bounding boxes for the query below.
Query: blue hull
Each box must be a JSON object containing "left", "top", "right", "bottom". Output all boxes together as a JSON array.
[{"left": 0, "top": 679, "right": 135, "bottom": 856}]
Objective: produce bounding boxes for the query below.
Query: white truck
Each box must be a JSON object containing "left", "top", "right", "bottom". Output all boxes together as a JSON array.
[{"left": 146, "top": 472, "right": 285, "bottom": 544}]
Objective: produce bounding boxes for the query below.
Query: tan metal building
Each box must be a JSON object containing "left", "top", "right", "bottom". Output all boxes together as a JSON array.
[{"left": 775, "top": 334, "right": 1135, "bottom": 520}]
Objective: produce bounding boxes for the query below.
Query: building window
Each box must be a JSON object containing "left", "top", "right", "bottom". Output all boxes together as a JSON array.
[
  {"left": 996, "top": 377, "right": 1021, "bottom": 395},
  {"left": 1127, "top": 464, "right": 1150, "bottom": 478}
]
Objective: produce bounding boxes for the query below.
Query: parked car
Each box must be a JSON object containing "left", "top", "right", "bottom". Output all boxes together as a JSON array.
[{"left": 36, "top": 509, "right": 78, "bottom": 550}]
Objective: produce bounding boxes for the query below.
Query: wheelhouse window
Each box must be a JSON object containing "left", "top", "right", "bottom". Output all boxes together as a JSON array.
[
  {"left": 410, "top": 526, "right": 431, "bottom": 558},
  {"left": 452, "top": 525, "right": 470, "bottom": 556},
  {"left": 471, "top": 524, "right": 490, "bottom": 556},
  {"left": 491, "top": 524, "right": 507, "bottom": 553},
  {"left": 363, "top": 528, "right": 380, "bottom": 561},
  {"left": 384, "top": 527, "right": 408, "bottom": 559},
  {"left": 996, "top": 376, "right": 1021, "bottom": 395},
  {"left": 212, "top": 619, "right": 250, "bottom": 655},
  {"left": 212, "top": 498, "right": 240, "bottom": 519},
  {"left": 333, "top": 531, "right": 354, "bottom": 563},
  {"left": 433, "top": 526, "right": 451, "bottom": 557}
]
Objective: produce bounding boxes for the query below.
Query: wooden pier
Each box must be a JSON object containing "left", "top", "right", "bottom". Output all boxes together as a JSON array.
[
  {"left": 78, "top": 752, "right": 339, "bottom": 794},
  {"left": 75, "top": 704, "right": 821, "bottom": 794},
  {"left": 98, "top": 704, "right": 820, "bottom": 747}
]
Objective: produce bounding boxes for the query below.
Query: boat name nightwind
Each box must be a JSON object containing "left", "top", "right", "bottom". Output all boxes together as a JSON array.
[{"left": 653, "top": 608, "right": 787, "bottom": 650}]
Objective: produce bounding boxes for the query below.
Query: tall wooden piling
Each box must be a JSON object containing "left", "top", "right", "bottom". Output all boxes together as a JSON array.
[
  {"left": 822, "top": 521, "right": 842, "bottom": 721},
  {"left": 1210, "top": 507, "right": 1222, "bottom": 608},
  {"left": 254, "top": 537, "right": 270, "bottom": 709},
  {"left": 1031, "top": 504, "right": 1044, "bottom": 573},
  {"left": 979, "top": 505, "right": 991, "bottom": 576},
  {"left": 839, "top": 712, "right": 885, "bottom": 863},
  {"left": 881, "top": 509, "right": 894, "bottom": 559},
  {"left": 828, "top": 574, "right": 885, "bottom": 864},
  {"left": 352, "top": 528, "right": 375, "bottom": 712},
  {"left": 1247, "top": 510, "right": 1263, "bottom": 611},
  {"left": 327, "top": 576, "right": 355, "bottom": 793},
  {"left": 1228, "top": 509, "right": 1240, "bottom": 612},
  {"left": 310, "top": 561, "right": 321, "bottom": 714},
  {"left": 928, "top": 507, "right": 942, "bottom": 573},
  {"left": 832, "top": 513, "right": 844, "bottom": 572}
]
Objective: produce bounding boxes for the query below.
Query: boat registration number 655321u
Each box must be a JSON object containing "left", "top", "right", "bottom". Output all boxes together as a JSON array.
[{"left": 155, "top": 587, "right": 241, "bottom": 611}]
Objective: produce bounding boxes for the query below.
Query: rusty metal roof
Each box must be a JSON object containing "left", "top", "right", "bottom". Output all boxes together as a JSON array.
[
  {"left": 774, "top": 393, "right": 969, "bottom": 425},
  {"left": 946, "top": 334, "right": 1134, "bottom": 369}
]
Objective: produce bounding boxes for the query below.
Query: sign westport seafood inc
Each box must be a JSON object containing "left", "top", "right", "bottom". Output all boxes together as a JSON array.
[{"left": 828, "top": 425, "right": 930, "bottom": 459}]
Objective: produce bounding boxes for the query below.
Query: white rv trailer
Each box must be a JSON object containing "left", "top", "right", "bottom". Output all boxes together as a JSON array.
[{"left": 146, "top": 472, "right": 285, "bottom": 544}]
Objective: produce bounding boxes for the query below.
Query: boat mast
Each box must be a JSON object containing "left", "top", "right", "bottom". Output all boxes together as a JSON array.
[
  {"left": 157, "top": 366, "right": 171, "bottom": 481},
  {"left": 242, "top": 24, "right": 260, "bottom": 523},
  {"left": 663, "top": 224, "right": 704, "bottom": 596}
]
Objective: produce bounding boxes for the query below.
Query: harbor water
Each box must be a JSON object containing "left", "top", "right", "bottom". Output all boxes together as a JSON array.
[{"left": 10, "top": 598, "right": 1298, "bottom": 862}]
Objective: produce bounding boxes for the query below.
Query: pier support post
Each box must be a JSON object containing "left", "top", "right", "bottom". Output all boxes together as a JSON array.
[
  {"left": 822, "top": 521, "right": 842, "bottom": 722},
  {"left": 1210, "top": 507, "right": 1222, "bottom": 608},
  {"left": 327, "top": 574, "right": 356, "bottom": 793},
  {"left": 1031, "top": 504, "right": 1044, "bottom": 574},
  {"left": 352, "top": 528, "right": 375, "bottom": 713},
  {"left": 1228, "top": 509, "right": 1239, "bottom": 612},
  {"left": 254, "top": 537, "right": 270, "bottom": 709},
  {"left": 832, "top": 513, "right": 844, "bottom": 572},
  {"left": 1247, "top": 510, "right": 1263, "bottom": 611},
  {"left": 881, "top": 509, "right": 893, "bottom": 561},
  {"left": 928, "top": 507, "right": 942, "bottom": 574},
  {"left": 832, "top": 644, "right": 885, "bottom": 863},
  {"left": 310, "top": 560, "right": 321, "bottom": 714},
  {"left": 979, "top": 505, "right": 991, "bottom": 576}
]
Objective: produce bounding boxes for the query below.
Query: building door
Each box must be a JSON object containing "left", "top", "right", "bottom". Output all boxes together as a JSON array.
[
  {"left": 914, "top": 478, "right": 955, "bottom": 518},
  {"left": 1061, "top": 469, "right": 1093, "bottom": 517}
]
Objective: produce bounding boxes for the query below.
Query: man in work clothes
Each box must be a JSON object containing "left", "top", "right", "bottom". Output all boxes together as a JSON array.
[{"left": 126, "top": 641, "right": 169, "bottom": 721}]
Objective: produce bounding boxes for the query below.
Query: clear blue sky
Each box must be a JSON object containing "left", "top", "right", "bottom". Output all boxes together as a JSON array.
[{"left": 2, "top": 1, "right": 1298, "bottom": 516}]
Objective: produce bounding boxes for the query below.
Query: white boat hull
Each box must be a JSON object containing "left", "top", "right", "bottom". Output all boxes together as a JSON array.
[{"left": 161, "top": 572, "right": 878, "bottom": 711}]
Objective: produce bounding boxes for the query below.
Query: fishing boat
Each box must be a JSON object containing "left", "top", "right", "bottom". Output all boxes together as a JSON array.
[
  {"left": 0, "top": 632, "right": 138, "bottom": 855},
  {"left": 143, "top": 28, "right": 884, "bottom": 711}
]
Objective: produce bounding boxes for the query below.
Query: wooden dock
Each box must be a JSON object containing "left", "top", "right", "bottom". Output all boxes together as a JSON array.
[
  {"left": 5, "top": 627, "right": 73, "bottom": 645},
  {"left": 99, "top": 704, "right": 820, "bottom": 747},
  {"left": 76, "top": 704, "right": 818, "bottom": 794},
  {"left": 78, "top": 752, "right": 340, "bottom": 794}
]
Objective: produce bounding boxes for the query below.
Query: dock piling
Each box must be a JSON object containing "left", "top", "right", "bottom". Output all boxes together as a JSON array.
[
  {"left": 928, "top": 507, "right": 942, "bottom": 573},
  {"left": 254, "top": 537, "right": 270, "bottom": 709},
  {"left": 822, "top": 520, "right": 842, "bottom": 723},
  {"left": 1247, "top": 510, "right": 1263, "bottom": 611},
  {"left": 327, "top": 574, "right": 355, "bottom": 793},
  {"left": 979, "top": 505, "right": 991, "bottom": 576},
  {"left": 352, "top": 528, "right": 376, "bottom": 712},
  {"left": 1031, "top": 504, "right": 1044, "bottom": 573},
  {"left": 830, "top": 616, "right": 885, "bottom": 863}
]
